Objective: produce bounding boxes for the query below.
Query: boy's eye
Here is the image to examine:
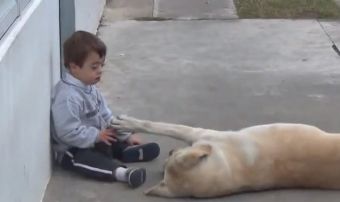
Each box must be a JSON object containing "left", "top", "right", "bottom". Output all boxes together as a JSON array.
[{"left": 91, "top": 63, "right": 105, "bottom": 70}]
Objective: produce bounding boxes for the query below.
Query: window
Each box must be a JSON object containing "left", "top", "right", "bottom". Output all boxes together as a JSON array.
[
  {"left": 0, "top": 0, "right": 32, "bottom": 39},
  {"left": 0, "top": 0, "right": 18, "bottom": 39},
  {"left": 18, "top": 0, "right": 31, "bottom": 12}
]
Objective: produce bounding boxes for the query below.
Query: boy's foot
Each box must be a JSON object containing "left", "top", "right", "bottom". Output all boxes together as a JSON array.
[
  {"left": 121, "top": 142, "right": 160, "bottom": 163},
  {"left": 126, "top": 168, "right": 146, "bottom": 188}
]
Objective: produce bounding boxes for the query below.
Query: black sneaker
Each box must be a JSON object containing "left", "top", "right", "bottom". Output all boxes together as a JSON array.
[
  {"left": 126, "top": 168, "right": 146, "bottom": 188},
  {"left": 121, "top": 142, "right": 160, "bottom": 163}
]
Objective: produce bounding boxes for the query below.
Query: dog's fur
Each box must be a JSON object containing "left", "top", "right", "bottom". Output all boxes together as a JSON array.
[{"left": 112, "top": 115, "right": 340, "bottom": 198}]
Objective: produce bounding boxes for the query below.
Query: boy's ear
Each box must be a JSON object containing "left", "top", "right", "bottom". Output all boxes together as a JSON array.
[
  {"left": 69, "top": 62, "right": 79, "bottom": 70},
  {"left": 175, "top": 144, "right": 212, "bottom": 169}
]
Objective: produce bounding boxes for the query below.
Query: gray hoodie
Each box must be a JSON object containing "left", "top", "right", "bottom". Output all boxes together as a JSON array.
[{"left": 51, "top": 72, "right": 130, "bottom": 161}]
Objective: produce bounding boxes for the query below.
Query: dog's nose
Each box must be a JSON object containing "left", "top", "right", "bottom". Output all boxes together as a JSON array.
[{"left": 169, "top": 149, "right": 175, "bottom": 156}]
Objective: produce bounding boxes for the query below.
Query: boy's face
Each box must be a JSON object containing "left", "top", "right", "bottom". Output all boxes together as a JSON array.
[{"left": 69, "top": 51, "right": 105, "bottom": 85}]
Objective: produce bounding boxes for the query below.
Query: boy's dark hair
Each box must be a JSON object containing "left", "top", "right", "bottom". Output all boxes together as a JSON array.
[{"left": 63, "top": 30, "right": 106, "bottom": 68}]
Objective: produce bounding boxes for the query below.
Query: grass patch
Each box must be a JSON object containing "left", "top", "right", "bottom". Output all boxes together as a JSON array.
[{"left": 234, "top": 0, "right": 340, "bottom": 19}]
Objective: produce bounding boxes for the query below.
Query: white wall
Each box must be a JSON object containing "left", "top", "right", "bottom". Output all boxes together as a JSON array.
[
  {"left": 0, "top": 0, "right": 106, "bottom": 201},
  {"left": 0, "top": 0, "right": 60, "bottom": 201},
  {"left": 75, "top": 0, "right": 106, "bottom": 33}
]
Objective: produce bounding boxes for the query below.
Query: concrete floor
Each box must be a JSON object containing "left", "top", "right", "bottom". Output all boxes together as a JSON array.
[{"left": 43, "top": 4, "right": 340, "bottom": 202}]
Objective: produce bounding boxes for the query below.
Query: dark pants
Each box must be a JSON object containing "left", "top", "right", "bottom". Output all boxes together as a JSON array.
[{"left": 60, "top": 141, "right": 129, "bottom": 181}]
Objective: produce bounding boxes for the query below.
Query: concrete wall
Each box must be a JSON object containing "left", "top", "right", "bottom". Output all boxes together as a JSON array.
[
  {"left": 0, "top": 0, "right": 60, "bottom": 201},
  {"left": 75, "top": 0, "right": 106, "bottom": 33}
]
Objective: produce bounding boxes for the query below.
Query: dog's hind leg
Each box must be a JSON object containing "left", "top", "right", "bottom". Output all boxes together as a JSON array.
[{"left": 111, "top": 115, "right": 221, "bottom": 143}]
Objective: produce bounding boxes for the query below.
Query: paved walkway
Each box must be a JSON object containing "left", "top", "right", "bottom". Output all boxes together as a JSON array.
[
  {"left": 104, "top": 0, "right": 237, "bottom": 20},
  {"left": 44, "top": 1, "right": 340, "bottom": 202},
  {"left": 335, "top": 0, "right": 340, "bottom": 7}
]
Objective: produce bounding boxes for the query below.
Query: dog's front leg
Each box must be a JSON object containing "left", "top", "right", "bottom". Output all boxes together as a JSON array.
[{"left": 111, "top": 115, "right": 212, "bottom": 143}]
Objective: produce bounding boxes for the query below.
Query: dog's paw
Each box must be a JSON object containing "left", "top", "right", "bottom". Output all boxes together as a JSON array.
[
  {"left": 116, "top": 114, "right": 129, "bottom": 120},
  {"left": 144, "top": 182, "right": 176, "bottom": 197},
  {"left": 110, "top": 115, "right": 139, "bottom": 130}
]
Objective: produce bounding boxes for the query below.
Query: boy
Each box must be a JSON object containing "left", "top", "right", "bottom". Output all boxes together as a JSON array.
[{"left": 51, "top": 31, "right": 160, "bottom": 188}]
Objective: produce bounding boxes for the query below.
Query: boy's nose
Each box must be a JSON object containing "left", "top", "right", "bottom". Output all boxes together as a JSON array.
[{"left": 98, "top": 67, "right": 103, "bottom": 74}]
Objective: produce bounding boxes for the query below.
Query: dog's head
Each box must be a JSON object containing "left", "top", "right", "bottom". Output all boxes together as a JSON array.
[{"left": 145, "top": 144, "right": 212, "bottom": 198}]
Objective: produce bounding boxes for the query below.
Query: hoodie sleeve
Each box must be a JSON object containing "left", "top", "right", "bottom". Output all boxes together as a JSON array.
[
  {"left": 97, "top": 90, "right": 132, "bottom": 141},
  {"left": 97, "top": 90, "right": 114, "bottom": 125},
  {"left": 52, "top": 97, "right": 100, "bottom": 148}
]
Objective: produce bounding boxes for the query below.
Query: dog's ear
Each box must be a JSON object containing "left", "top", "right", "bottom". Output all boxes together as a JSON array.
[
  {"left": 145, "top": 181, "right": 178, "bottom": 198},
  {"left": 176, "top": 144, "right": 212, "bottom": 169}
]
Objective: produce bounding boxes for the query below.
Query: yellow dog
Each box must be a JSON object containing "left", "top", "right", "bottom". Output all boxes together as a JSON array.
[{"left": 112, "top": 115, "right": 340, "bottom": 198}]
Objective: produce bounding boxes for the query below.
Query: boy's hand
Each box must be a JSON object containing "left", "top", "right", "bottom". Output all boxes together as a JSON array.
[
  {"left": 127, "top": 133, "right": 142, "bottom": 145},
  {"left": 99, "top": 128, "right": 117, "bottom": 145}
]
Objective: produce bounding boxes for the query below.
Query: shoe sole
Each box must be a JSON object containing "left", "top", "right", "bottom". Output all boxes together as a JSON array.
[
  {"left": 122, "top": 142, "right": 160, "bottom": 163},
  {"left": 128, "top": 168, "right": 146, "bottom": 188}
]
